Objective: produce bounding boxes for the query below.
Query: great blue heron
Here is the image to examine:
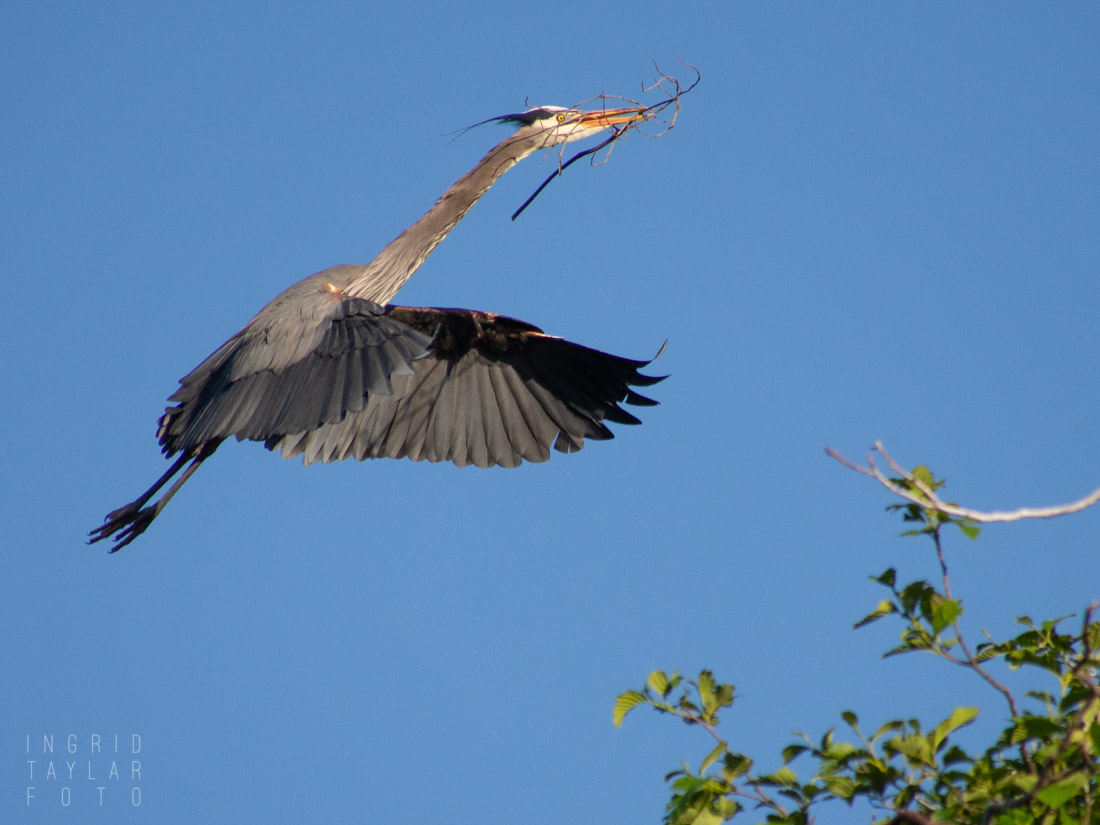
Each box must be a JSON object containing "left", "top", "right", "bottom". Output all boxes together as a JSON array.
[{"left": 90, "top": 103, "right": 667, "bottom": 552}]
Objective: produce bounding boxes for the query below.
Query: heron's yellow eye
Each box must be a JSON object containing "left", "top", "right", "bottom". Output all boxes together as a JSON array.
[{"left": 556, "top": 113, "right": 566, "bottom": 123}]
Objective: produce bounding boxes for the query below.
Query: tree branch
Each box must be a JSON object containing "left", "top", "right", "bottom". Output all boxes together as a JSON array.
[
  {"left": 927, "top": 524, "right": 1023, "bottom": 720},
  {"left": 825, "top": 441, "right": 1100, "bottom": 523}
]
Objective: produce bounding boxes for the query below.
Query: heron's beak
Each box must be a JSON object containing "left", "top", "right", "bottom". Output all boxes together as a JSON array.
[{"left": 576, "top": 105, "right": 651, "bottom": 129}]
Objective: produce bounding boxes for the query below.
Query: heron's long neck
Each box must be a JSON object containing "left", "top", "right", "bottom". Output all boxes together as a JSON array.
[{"left": 345, "top": 133, "right": 539, "bottom": 305}]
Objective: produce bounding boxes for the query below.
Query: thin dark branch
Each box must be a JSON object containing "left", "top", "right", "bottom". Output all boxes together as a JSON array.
[
  {"left": 510, "top": 131, "right": 621, "bottom": 220},
  {"left": 928, "top": 526, "right": 1020, "bottom": 718},
  {"left": 950, "top": 618, "right": 1022, "bottom": 720},
  {"left": 511, "top": 61, "right": 699, "bottom": 220}
]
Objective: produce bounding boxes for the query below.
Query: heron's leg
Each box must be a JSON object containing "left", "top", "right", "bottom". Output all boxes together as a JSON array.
[
  {"left": 98, "top": 452, "right": 193, "bottom": 525},
  {"left": 88, "top": 441, "right": 220, "bottom": 552}
]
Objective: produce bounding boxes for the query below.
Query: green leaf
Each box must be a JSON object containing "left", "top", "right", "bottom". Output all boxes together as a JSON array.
[
  {"left": 993, "top": 809, "right": 1034, "bottom": 825},
  {"left": 929, "top": 598, "right": 963, "bottom": 634},
  {"left": 781, "top": 744, "right": 807, "bottom": 764},
  {"left": 888, "top": 733, "right": 933, "bottom": 766},
  {"left": 721, "top": 752, "right": 752, "bottom": 781},
  {"left": 648, "top": 670, "right": 671, "bottom": 698},
  {"left": 681, "top": 808, "right": 726, "bottom": 825},
  {"left": 824, "top": 775, "right": 856, "bottom": 800},
  {"left": 821, "top": 741, "right": 859, "bottom": 760},
  {"left": 911, "top": 464, "right": 938, "bottom": 489},
  {"left": 713, "top": 798, "right": 739, "bottom": 819},
  {"left": 700, "top": 742, "right": 728, "bottom": 775},
  {"left": 953, "top": 519, "right": 981, "bottom": 540},
  {"left": 1009, "top": 714, "right": 1060, "bottom": 743},
  {"left": 871, "top": 719, "right": 906, "bottom": 740},
  {"left": 854, "top": 599, "right": 898, "bottom": 629},
  {"left": 931, "top": 706, "right": 978, "bottom": 752},
  {"left": 940, "top": 744, "right": 970, "bottom": 766},
  {"left": 765, "top": 767, "right": 798, "bottom": 787},
  {"left": 1036, "top": 775, "right": 1084, "bottom": 809},
  {"left": 612, "top": 690, "right": 649, "bottom": 727},
  {"left": 899, "top": 580, "right": 934, "bottom": 615},
  {"left": 679, "top": 695, "right": 701, "bottom": 716},
  {"left": 698, "top": 670, "right": 717, "bottom": 714},
  {"left": 840, "top": 710, "right": 859, "bottom": 728},
  {"left": 883, "top": 644, "right": 913, "bottom": 658},
  {"left": 873, "top": 568, "right": 897, "bottom": 588},
  {"left": 714, "top": 681, "right": 735, "bottom": 709},
  {"left": 974, "top": 643, "right": 1004, "bottom": 663}
]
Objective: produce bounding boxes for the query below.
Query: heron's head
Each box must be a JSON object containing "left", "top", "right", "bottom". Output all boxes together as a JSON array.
[{"left": 497, "top": 104, "right": 651, "bottom": 152}]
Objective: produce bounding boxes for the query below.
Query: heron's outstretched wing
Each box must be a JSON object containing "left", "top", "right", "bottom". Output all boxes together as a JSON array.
[
  {"left": 267, "top": 305, "right": 664, "bottom": 469},
  {"left": 157, "top": 296, "right": 433, "bottom": 456}
]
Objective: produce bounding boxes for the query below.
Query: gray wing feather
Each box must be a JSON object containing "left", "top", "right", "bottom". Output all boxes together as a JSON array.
[
  {"left": 158, "top": 297, "right": 432, "bottom": 455},
  {"left": 159, "top": 298, "right": 662, "bottom": 468},
  {"left": 265, "top": 306, "right": 664, "bottom": 469}
]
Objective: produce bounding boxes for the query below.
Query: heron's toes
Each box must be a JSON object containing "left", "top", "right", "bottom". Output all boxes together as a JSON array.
[{"left": 88, "top": 503, "right": 156, "bottom": 552}]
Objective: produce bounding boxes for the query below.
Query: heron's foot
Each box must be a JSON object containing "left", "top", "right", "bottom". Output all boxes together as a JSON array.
[{"left": 87, "top": 502, "right": 157, "bottom": 553}]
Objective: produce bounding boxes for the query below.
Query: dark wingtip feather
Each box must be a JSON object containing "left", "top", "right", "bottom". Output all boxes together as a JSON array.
[
  {"left": 625, "top": 341, "right": 669, "bottom": 389},
  {"left": 625, "top": 389, "right": 659, "bottom": 407},
  {"left": 628, "top": 372, "right": 667, "bottom": 388},
  {"left": 603, "top": 406, "right": 643, "bottom": 426}
]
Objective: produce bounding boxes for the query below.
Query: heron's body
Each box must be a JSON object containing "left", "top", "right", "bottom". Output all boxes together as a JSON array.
[{"left": 91, "top": 103, "right": 665, "bottom": 551}]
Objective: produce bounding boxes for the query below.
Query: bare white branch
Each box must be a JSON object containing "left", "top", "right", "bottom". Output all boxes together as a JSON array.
[{"left": 825, "top": 440, "right": 1100, "bottom": 523}]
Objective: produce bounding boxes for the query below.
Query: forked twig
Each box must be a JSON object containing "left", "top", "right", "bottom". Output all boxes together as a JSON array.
[
  {"left": 826, "top": 441, "right": 1100, "bottom": 523},
  {"left": 511, "top": 60, "right": 700, "bottom": 220}
]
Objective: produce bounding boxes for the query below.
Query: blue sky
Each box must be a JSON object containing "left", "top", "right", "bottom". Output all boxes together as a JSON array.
[{"left": 3, "top": 3, "right": 1099, "bottom": 823}]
